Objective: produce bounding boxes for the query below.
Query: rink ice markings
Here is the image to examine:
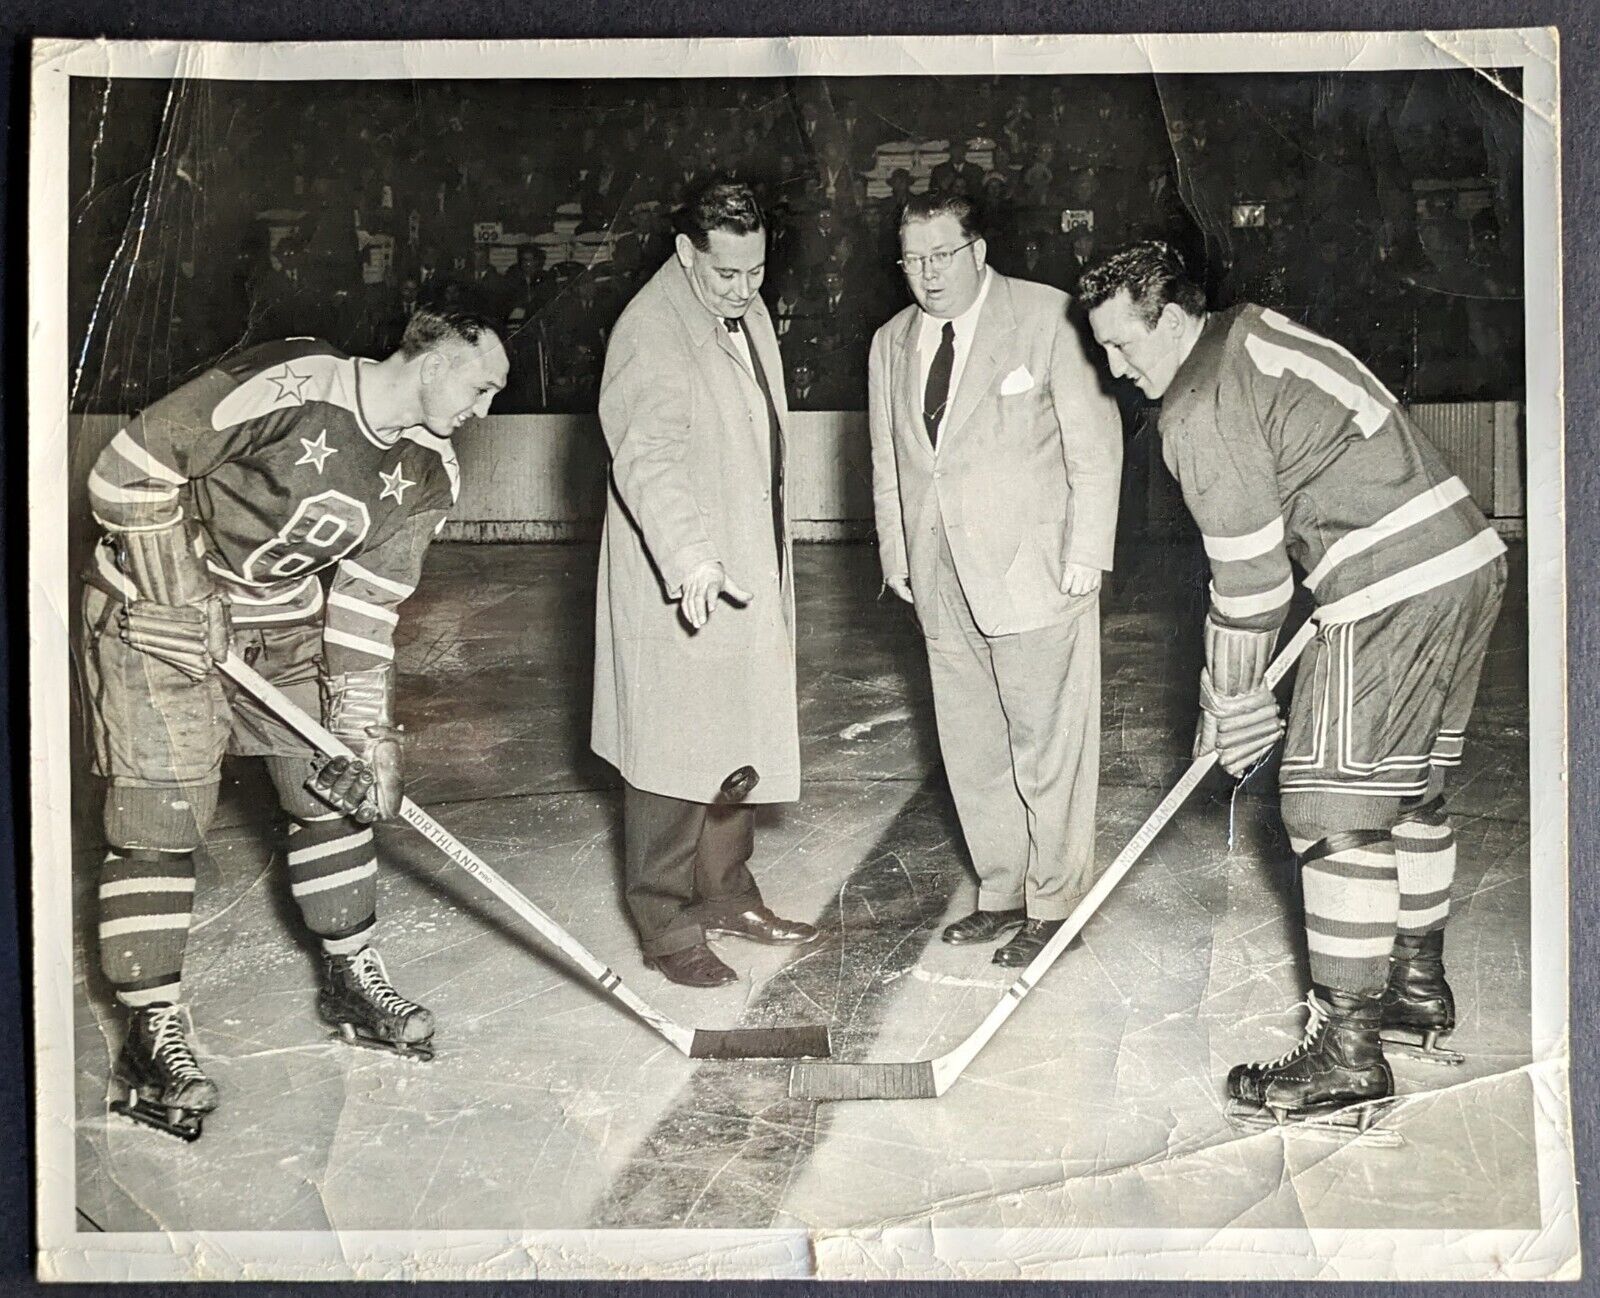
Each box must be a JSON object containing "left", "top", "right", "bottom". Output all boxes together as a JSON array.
[{"left": 591, "top": 778, "right": 965, "bottom": 1228}]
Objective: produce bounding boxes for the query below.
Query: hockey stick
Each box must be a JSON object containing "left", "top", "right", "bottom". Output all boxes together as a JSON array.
[
  {"left": 218, "top": 652, "right": 830, "bottom": 1061},
  {"left": 790, "top": 616, "right": 1319, "bottom": 1101}
]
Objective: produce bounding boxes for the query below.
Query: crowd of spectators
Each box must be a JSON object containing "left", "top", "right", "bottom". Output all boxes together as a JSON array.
[{"left": 71, "top": 73, "right": 1524, "bottom": 415}]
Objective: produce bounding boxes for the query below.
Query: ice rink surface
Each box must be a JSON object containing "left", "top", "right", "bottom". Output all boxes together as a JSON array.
[{"left": 72, "top": 542, "right": 1534, "bottom": 1234}]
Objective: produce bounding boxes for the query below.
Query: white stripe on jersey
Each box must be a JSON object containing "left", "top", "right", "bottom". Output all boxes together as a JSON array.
[
  {"left": 110, "top": 429, "right": 186, "bottom": 484},
  {"left": 88, "top": 469, "right": 179, "bottom": 506},
  {"left": 1209, "top": 574, "right": 1294, "bottom": 620},
  {"left": 1317, "top": 528, "right": 1505, "bottom": 624},
  {"left": 1258, "top": 307, "right": 1400, "bottom": 403},
  {"left": 1244, "top": 333, "right": 1392, "bottom": 437},
  {"left": 328, "top": 591, "right": 400, "bottom": 625},
  {"left": 338, "top": 558, "right": 416, "bottom": 598},
  {"left": 1305, "top": 476, "right": 1473, "bottom": 592},
  {"left": 324, "top": 627, "right": 395, "bottom": 660},
  {"left": 232, "top": 600, "right": 325, "bottom": 625},
  {"left": 208, "top": 352, "right": 396, "bottom": 449},
  {"left": 1202, "top": 515, "right": 1285, "bottom": 564},
  {"left": 224, "top": 573, "right": 320, "bottom": 605}
]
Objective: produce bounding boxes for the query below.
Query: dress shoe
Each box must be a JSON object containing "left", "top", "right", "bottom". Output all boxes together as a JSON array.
[
  {"left": 992, "top": 918, "right": 1077, "bottom": 967},
  {"left": 704, "top": 905, "right": 818, "bottom": 945},
  {"left": 644, "top": 944, "right": 737, "bottom": 988},
  {"left": 941, "top": 907, "right": 1027, "bottom": 946}
]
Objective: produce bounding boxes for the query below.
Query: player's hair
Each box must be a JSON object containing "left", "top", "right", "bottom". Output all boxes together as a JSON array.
[
  {"left": 899, "top": 192, "right": 984, "bottom": 241},
  {"left": 398, "top": 306, "right": 499, "bottom": 359},
  {"left": 1077, "top": 240, "right": 1207, "bottom": 326},
  {"left": 674, "top": 178, "right": 765, "bottom": 251}
]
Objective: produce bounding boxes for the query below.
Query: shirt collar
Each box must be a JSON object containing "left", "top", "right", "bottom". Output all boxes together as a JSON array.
[{"left": 919, "top": 267, "right": 992, "bottom": 343}]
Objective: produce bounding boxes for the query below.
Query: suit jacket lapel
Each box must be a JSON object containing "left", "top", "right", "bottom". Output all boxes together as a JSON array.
[
  {"left": 896, "top": 311, "right": 930, "bottom": 456},
  {"left": 942, "top": 273, "right": 1015, "bottom": 445}
]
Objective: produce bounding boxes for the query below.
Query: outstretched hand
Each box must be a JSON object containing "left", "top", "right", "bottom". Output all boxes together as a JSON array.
[{"left": 680, "top": 561, "right": 753, "bottom": 630}]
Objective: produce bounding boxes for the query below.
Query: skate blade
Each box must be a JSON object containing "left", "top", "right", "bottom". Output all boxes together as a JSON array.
[
  {"left": 110, "top": 1095, "right": 204, "bottom": 1142},
  {"left": 1381, "top": 1028, "right": 1466, "bottom": 1066},
  {"left": 1225, "top": 1098, "right": 1405, "bottom": 1149},
  {"left": 331, "top": 1025, "right": 435, "bottom": 1062}
]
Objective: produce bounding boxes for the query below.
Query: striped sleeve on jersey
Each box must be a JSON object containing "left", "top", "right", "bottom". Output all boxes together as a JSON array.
[
  {"left": 87, "top": 424, "right": 188, "bottom": 531},
  {"left": 1201, "top": 513, "right": 1295, "bottom": 630},
  {"left": 1164, "top": 351, "right": 1294, "bottom": 634},
  {"left": 1250, "top": 308, "right": 1401, "bottom": 436},
  {"left": 323, "top": 508, "right": 444, "bottom": 673},
  {"left": 89, "top": 345, "right": 354, "bottom": 535}
]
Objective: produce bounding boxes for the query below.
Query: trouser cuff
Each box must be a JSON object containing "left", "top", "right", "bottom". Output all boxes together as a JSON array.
[
  {"left": 976, "top": 886, "right": 1026, "bottom": 912},
  {"left": 639, "top": 921, "right": 707, "bottom": 959}
]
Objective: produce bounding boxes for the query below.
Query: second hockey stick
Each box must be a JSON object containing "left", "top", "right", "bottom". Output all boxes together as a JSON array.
[
  {"left": 219, "top": 653, "right": 830, "bottom": 1061},
  {"left": 790, "top": 617, "right": 1318, "bottom": 1101}
]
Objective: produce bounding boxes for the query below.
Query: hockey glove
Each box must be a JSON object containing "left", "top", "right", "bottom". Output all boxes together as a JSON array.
[
  {"left": 311, "top": 667, "right": 404, "bottom": 821},
  {"left": 1194, "top": 617, "right": 1280, "bottom": 774},
  {"left": 106, "top": 513, "right": 232, "bottom": 681},
  {"left": 1205, "top": 682, "right": 1284, "bottom": 777},
  {"left": 308, "top": 729, "right": 404, "bottom": 824},
  {"left": 118, "top": 597, "right": 232, "bottom": 681}
]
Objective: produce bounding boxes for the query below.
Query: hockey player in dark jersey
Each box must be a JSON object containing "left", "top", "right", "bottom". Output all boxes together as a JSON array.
[
  {"left": 83, "top": 306, "right": 508, "bottom": 1138},
  {"left": 1078, "top": 242, "right": 1506, "bottom": 1135}
]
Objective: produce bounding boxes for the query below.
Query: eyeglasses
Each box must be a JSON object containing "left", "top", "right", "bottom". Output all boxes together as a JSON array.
[{"left": 897, "top": 239, "right": 979, "bottom": 275}]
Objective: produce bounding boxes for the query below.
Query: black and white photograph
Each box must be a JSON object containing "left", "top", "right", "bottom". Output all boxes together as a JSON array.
[{"left": 27, "top": 30, "right": 1573, "bottom": 1281}]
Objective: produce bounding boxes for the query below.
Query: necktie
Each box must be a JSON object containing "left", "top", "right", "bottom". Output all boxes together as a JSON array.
[
  {"left": 725, "top": 316, "right": 786, "bottom": 577},
  {"left": 923, "top": 320, "right": 956, "bottom": 448}
]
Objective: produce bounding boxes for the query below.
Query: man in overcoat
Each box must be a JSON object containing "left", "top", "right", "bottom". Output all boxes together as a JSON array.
[
  {"left": 868, "top": 192, "right": 1123, "bottom": 967},
  {"left": 593, "top": 179, "right": 816, "bottom": 988}
]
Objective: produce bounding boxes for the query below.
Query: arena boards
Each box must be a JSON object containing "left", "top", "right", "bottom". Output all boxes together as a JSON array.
[{"left": 26, "top": 28, "right": 1573, "bottom": 1284}]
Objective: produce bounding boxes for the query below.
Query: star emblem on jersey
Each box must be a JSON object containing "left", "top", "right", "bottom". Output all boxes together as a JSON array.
[
  {"left": 379, "top": 464, "right": 416, "bottom": 505},
  {"left": 266, "top": 364, "right": 313, "bottom": 405},
  {"left": 295, "top": 430, "right": 338, "bottom": 474}
]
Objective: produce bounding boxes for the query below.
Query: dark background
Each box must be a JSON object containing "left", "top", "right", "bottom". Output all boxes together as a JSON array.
[
  {"left": 69, "top": 70, "right": 1523, "bottom": 416},
  {"left": 8, "top": 5, "right": 1596, "bottom": 1298}
]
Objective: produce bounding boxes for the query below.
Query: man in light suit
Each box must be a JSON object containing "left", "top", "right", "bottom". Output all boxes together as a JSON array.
[
  {"left": 868, "top": 192, "right": 1123, "bottom": 966},
  {"left": 594, "top": 178, "right": 817, "bottom": 989}
]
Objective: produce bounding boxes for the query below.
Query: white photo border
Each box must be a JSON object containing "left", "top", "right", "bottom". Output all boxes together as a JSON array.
[{"left": 28, "top": 28, "right": 1573, "bottom": 1282}]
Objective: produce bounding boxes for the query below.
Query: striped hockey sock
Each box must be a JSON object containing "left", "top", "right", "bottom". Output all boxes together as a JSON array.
[
  {"left": 99, "top": 849, "right": 195, "bottom": 1008},
  {"left": 1392, "top": 802, "right": 1455, "bottom": 937},
  {"left": 1292, "top": 830, "right": 1399, "bottom": 995},
  {"left": 284, "top": 811, "right": 378, "bottom": 944}
]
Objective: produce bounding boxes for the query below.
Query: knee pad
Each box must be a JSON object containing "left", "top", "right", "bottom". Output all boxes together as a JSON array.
[
  {"left": 104, "top": 781, "right": 219, "bottom": 852},
  {"left": 265, "top": 754, "right": 340, "bottom": 821}
]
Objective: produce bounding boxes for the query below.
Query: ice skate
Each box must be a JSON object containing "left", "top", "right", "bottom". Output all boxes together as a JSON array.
[
  {"left": 319, "top": 945, "right": 435, "bottom": 1061},
  {"left": 108, "top": 1003, "right": 219, "bottom": 1142},
  {"left": 1225, "top": 988, "right": 1403, "bottom": 1148},
  {"left": 1381, "top": 930, "right": 1465, "bottom": 1065}
]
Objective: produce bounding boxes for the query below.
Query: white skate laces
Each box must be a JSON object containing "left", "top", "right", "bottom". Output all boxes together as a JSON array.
[
  {"left": 1257, "top": 993, "right": 1329, "bottom": 1069},
  {"left": 347, "top": 946, "right": 422, "bottom": 1019},
  {"left": 148, "top": 1004, "right": 207, "bottom": 1082}
]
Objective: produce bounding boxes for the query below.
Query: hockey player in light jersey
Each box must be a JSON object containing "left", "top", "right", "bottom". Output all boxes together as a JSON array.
[
  {"left": 1079, "top": 242, "right": 1506, "bottom": 1133},
  {"left": 83, "top": 306, "right": 508, "bottom": 1138}
]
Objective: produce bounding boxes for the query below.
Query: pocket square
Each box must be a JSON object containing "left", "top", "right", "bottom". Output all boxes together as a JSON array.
[{"left": 1000, "top": 365, "right": 1035, "bottom": 396}]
